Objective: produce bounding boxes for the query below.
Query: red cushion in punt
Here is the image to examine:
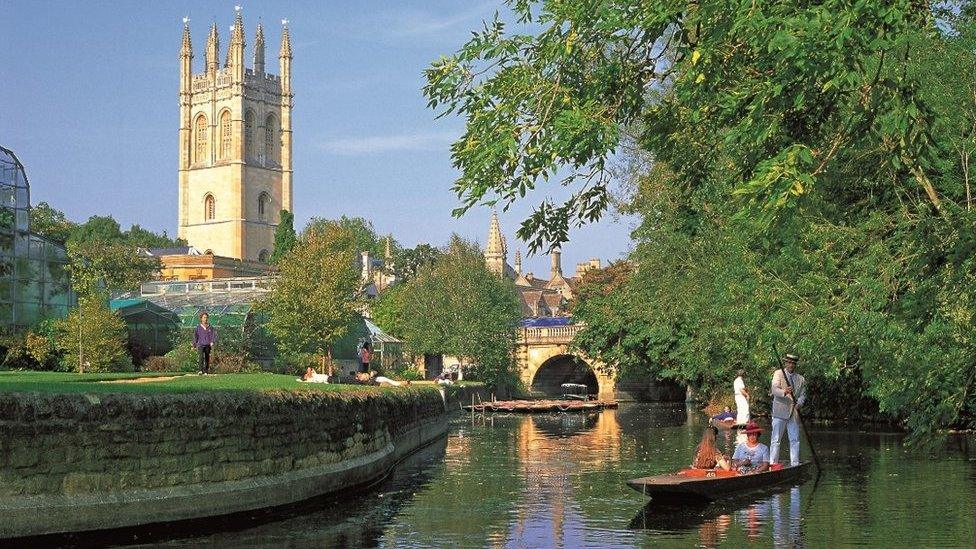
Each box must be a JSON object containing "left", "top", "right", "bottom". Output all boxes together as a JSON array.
[{"left": 677, "top": 463, "right": 784, "bottom": 477}]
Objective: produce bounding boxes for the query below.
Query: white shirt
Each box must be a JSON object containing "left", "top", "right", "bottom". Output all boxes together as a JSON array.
[{"left": 734, "top": 376, "right": 746, "bottom": 396}]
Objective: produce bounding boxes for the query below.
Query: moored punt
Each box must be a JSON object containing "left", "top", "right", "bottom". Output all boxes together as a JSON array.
[
  {"left": 627, "top": 462, "right": 812, "bottom": 503},
  {"left": 464, "top": 399, "right": 618, "bottom": 413}
]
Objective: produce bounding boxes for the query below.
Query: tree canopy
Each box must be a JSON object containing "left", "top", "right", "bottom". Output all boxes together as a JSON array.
[
  {"left": 373, "top": 236, "right": 521, "bottom": 388},
  {"left": 387, "top": 243, "right": 441, "bottom": 282},
  {"left": 426, "top": 0, "right": 944, "bottom": 251},
  {"left": 304, "top": 215, "right": 390, "bottom": 258},
  {"left": 28, "top": 205, "right": 181, "bottom": 295},
  {"left": 262, "top": 223, "right": 361, "bottom": 361},
  {"left": 431, "top": 1, "right": 976, "bottom": 437}
]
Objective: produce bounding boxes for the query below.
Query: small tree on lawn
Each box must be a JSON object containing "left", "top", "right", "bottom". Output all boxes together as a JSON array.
[
  {"left": 55, "top": 296, "right": 132, "bottom": 373},
  {"left": 262, "top": 223, "right": 360, "bottom": 372}
]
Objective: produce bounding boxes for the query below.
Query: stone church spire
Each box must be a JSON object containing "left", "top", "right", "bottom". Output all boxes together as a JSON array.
[
  {"left": 180, "top": 20, "right": 193, "bottom": 58},
  {"left": 253, "top": 22, "right": 266, "bottom": 74},
  {"left": 279, "top": 21, "right": 293, "bottom": 59},
  {"left": 485, "top": 211, "right": 508, "bottom": 277},
  {"left": 227, "top": 8, "right": 246, "bottom": 81},
  {"left": 279, "top": 19, "right": 294, "bottom": 213},
  {"left": 180, "top": 20, "right": 193, "bottom": 93},
  {"left": 205, "top": 22, "right": 220, "bottom": 79},
  {"left": 514, "top": 249, "right": 522, "bottom": 276},
  {"left": 486, "top": 211, "right": 505, "bottom": 255}
]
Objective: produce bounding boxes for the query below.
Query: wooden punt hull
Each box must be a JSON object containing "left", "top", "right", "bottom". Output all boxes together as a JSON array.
[{"left": 627, "top": 462, "right": 812, "bottom": 502}]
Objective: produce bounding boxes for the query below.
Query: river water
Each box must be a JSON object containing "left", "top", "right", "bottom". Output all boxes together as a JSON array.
[{"left": 135, "top": 404, "right": 975, "bottom": 548}]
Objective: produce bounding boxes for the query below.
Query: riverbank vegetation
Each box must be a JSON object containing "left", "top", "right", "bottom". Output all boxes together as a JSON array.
[
  {"left": 427, "top": 1, "right": 976, "bottom": 438},
  {"left": 373, "top": 236, "right": 522, "bottom": 389}
]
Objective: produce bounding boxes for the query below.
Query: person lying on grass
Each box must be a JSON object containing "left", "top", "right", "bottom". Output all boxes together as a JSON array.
[
  {"left": 299, "top": 367, "right": 330, "bottom": 383},
  {"left": 353, "top": 371, "right": 410, "bottom": 387}
]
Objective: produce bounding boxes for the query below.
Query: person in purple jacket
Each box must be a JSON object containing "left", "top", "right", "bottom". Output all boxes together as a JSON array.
[{"left": 192, "top": 312, "right": 217, "bottom": 375}]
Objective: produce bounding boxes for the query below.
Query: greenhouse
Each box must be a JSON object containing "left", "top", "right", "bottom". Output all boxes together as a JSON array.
[
  {"left": 0, "top": 146, "right": 74, "bottom": 330},
  {"left": 110, "top": 298, "right": 180, "bottom": 358},
  {"left": 111, "top": 277, "right": 403, "bottom": 370}
]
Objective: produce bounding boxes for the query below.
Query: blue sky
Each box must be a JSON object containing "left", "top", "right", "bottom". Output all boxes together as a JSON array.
[{"left": 0, "top": 1, "right": 635, "bottom": 276}]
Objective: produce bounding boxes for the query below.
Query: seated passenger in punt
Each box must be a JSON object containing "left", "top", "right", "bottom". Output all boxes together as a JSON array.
[
  {"left": 692, "top": 426, "right": 732, "bottom": 471},
  {"left": 732, "top": 421, "right": 770, "bottom": 473},
  {"left": 711, "top": 406, "right": 736, "bottom": 423}
]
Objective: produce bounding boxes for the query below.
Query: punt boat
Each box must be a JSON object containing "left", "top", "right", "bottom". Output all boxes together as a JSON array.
[{"left": 627, "top": 462, "right": 812, "bottom": 502}]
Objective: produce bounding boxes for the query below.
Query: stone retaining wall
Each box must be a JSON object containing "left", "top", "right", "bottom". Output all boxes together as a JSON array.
[{"left": 0, "top": 386, "right": 468, "bottom": 539}]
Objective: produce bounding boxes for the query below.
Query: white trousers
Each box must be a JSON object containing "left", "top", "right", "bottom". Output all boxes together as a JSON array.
[
  {"left": 769, "top": 415, "right": 800, "bottom": 466},
  {"left": 735, "top": 395, "right": 750, "bottom": 424}
]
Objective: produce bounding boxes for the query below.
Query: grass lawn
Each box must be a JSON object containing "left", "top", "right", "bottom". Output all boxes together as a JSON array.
[{"left": 0, "top": 371, "right": 393, "bottom": 395}]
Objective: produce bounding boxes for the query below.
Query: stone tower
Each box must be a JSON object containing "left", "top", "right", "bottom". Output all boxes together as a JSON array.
[
  {"left": 177, "top": 11, "right": 293, "bottom": 262},
  {"left": 485, "top": 211, "right": 508, "bottom": 277}
]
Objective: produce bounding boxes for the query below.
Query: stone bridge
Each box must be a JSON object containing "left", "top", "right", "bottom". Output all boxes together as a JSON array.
[{"left": 515, "top": 325, "right": 616, "bottom": 400}]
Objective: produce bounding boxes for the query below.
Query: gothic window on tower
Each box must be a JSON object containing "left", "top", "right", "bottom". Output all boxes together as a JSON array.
[
  {"left": 244, "top": 109, "right": 254, "bottom": 161},
  {"left": 265, "top": 115, "right": 277, "bottom": 165},
  {"left": 258, "top": 191, "right": 270, "bottom": 221},
  {"left": 194, "top": 114, "right": 208, "bottom": 165},
  {"left": 219, "top": 110, "right": 232, "bottom": 161},
  {"left": 204, "top": 194, "right": 216, "bottom": 221}
]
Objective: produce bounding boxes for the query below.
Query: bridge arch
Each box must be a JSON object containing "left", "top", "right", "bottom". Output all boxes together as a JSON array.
[
  {"left": 530, "top": 354, "right": 599, "bottom": 397},
  {"left": 516, "top": 325, "right": 616, "bottom": 399}
]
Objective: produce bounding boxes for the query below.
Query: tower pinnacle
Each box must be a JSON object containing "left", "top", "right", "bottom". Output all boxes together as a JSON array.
[
  {"left": 486, "top": 211, "right": 505, "bottom": 255},
  {"left": 254, "top": 23, "right": 266, "bottom": 74},
  {"left": 180, "top": 20, "right": 192, "bottom": 57},
  {"left": 279, "top": 20, "right": 292, "bottom": 58},
  {"left": 514, "top": 249, "right": 522, "bottom": 276},
  {"left": 205, "top": 22, "right": 220, "bottom": 78},
  {"left": 485, "top": 211, "right": 508, "bottom": 277},
  {"left": 227, "top": 8, "right": 246, "bottom": 80},
  {"left": 180, "top": 20, "right": 193, "bottom": 95}
]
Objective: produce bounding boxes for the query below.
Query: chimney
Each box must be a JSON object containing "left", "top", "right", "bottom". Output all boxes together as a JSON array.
[{"left": 361, "top": 251, "right": 372, "bottom": 282}]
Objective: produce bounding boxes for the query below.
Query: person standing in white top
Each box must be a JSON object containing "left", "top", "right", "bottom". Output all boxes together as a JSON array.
[{"left": 734, "top": 369, "right": 750, "bottom": 425}]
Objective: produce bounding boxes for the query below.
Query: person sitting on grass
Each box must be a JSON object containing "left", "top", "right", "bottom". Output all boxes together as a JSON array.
[
  {"left": 732, "top": 422, "right": 770, "bottom": 474},
  {"left": 692, "top": 426, "right": 732, "bottom": 470},
  {"left": 711, "top": 406, "right": 735, "bottom": 423},
  {"left": 299, "top": 367, "right": 330, "bottom": 383}
]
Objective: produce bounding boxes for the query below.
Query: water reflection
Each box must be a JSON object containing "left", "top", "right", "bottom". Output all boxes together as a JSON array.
[
  {"left": 528, "top": 411, "right": 602, "bottom": 438},
  {"left": 630, "top": 486, "right": 805, "bottom": 548}
]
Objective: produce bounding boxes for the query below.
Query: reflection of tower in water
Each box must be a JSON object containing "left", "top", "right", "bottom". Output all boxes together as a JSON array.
[{"left": 506, "top": 409, "right": 622, "bottom": 547}]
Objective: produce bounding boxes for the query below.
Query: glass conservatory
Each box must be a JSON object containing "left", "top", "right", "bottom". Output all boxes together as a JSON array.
[{"left": 0, "top": 146, "right": 74, "bottom": 330}]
